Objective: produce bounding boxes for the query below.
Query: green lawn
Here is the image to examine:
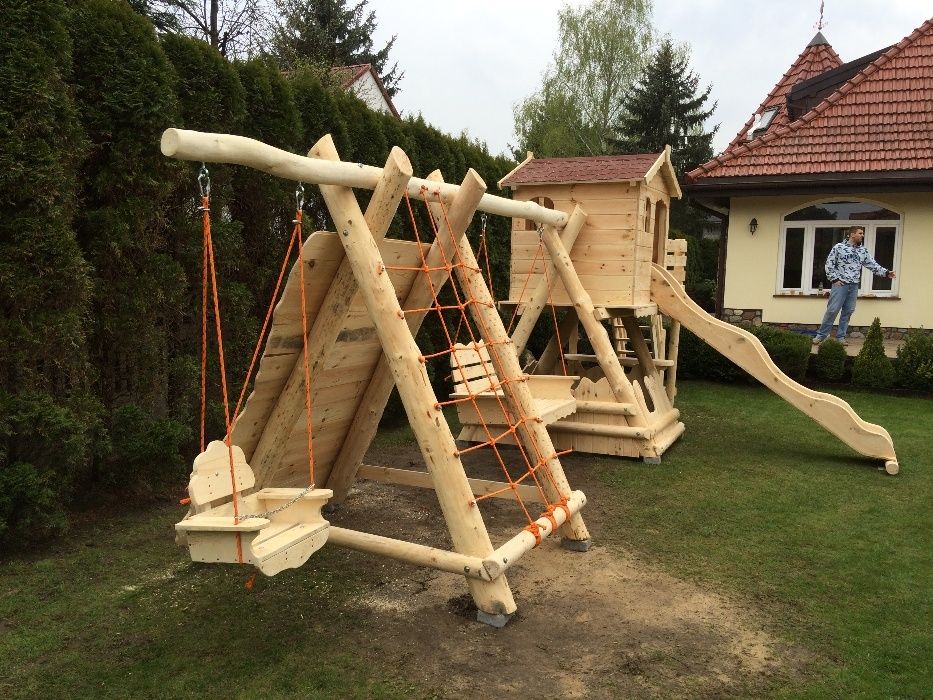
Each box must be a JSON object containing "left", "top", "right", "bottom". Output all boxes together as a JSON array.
[
  {"left": 597, "top": 380, "right": 932, "bottom": 698},
  {"left": 1, "top": 380, "right": 929, "bottom": 697}
]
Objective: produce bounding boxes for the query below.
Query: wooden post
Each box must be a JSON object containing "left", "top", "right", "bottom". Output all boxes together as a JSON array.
[
  {"left": 510, "top": 206, "right": 587, "bottom": 357},
  {"left": 313, "top": 138, "right": 516, "bottom": 617},
  {"left": 325, "top": 170, "right": 482, "bottom": 502},
  {"left": 539, "top": 225, "right": 649, "bottom": 425},
  {"left": 242, "top": 146, "right": 413, "bottom": 485},
  {"left": 665, "top": 320, "right": 681, "bottom": 401},
  {"left": 425, "top": 175, "right": 590, "bottom": 544}
]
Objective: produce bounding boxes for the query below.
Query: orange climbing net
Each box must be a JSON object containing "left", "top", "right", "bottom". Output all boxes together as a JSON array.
[{"left": 385, "top": 187, "right": 573, "bottom": 544}]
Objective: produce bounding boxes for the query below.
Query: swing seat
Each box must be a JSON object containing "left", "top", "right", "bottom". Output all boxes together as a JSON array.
[
  {"left": 175, "top": 441, "right": 332, "bottom": 576},
  {"left": 449, "top": 343, "right": 578, "bottom": 428}
]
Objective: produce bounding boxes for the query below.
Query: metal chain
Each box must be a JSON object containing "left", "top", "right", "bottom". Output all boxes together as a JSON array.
[{"left": 235, "top": 484, "right": 317, "bottom": 522}]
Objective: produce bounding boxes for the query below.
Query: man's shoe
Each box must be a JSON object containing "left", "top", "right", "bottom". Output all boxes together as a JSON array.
[
  {"left": 840, "top": 338, "right": 849, "bottom": 346},
  {"left": 812, "top": 336, "right": 824, "bottom": 345}
]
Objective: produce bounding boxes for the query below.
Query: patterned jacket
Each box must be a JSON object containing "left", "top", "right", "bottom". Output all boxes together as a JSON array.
[{"left": 825, "top": 241, "right": 888, "bottom": 285}]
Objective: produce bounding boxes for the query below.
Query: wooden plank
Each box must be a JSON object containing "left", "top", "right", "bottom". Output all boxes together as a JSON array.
[{"left": 244, "top": 146, "right": 413, "bottom": 486}]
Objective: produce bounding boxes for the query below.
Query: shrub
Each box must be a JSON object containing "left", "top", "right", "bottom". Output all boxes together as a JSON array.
[
  {"left": 677, "top": 328, "right": 746, "bottom": 382},
  {"left": 895, "top": 329, "right": 933, "bottom": 392},
  {"left": 813, "top": 338, "right": 848, "bottom": 382},
  {"left": 101, "top": 404, "right": 191, "bottom": 489},
  {"left": 741, "top": 324, "right": 812, "bottom": 381},
  {"left": 852, "top": 318, "right": 895, "bottom": 389}
]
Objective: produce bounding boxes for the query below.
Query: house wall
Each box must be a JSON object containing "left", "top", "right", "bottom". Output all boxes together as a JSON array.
[
  {"left": 349, "top": 72, "right": 394, "bottom": 116},
  {"left": 723, "top": 192, "right": 933, "bottom": 332}
]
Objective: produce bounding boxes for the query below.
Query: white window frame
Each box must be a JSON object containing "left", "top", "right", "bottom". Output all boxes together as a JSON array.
[{"left": 777, "top": 214, "right": 901, "bottom": 297}]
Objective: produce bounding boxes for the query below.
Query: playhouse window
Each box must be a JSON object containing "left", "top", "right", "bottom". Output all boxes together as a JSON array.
[{"left": 777, "top": 201, "right": 901, "bottom": 296}]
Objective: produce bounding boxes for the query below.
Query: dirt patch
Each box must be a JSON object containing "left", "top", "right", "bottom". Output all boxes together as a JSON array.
[{"left": 323, "top": 443, "right": 814, "bottom": 698}]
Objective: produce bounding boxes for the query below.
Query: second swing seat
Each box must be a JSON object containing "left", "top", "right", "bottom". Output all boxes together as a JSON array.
[{"left": 449, "top": 342, "right": 578, "bottom": 428}]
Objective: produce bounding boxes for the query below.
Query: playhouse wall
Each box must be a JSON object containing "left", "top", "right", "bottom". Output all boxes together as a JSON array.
[{"left": 509, "top": 183, "right": 646, "bottom": 307}]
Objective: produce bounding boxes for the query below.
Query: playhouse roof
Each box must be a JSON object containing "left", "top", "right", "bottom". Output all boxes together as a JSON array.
[
  {"left": 686, "top": 18, "right": 933, "bottom": 182},
  {"left": 499, "top": 148, "right": 681, "bottom": 196}
]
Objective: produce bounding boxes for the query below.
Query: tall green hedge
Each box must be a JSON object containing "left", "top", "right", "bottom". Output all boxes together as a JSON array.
[
  {"left": 0, "top": 0, "right": 101, "bottom": 546},
  {"left": 2, "top": 7, "right": 520, "bottom": 545},
  {"left": 69, "top": 0, "right": 189, "bottom": 488}
]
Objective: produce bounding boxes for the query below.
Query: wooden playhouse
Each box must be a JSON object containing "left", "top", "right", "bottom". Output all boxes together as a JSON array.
[{"left": 455, "top": 148, "right": 687, "bottom": 462}]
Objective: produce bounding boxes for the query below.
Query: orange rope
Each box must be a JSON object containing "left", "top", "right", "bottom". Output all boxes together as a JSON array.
[
  {"left": 200, "top": 190, "right": 243, "bottom": 563},
  {"left": 200, "top": 196, "right": 209, "bottom": 453}
]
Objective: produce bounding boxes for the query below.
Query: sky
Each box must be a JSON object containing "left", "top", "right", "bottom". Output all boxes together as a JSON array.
[{"left": 364, "top": 0, "right": 930, "bottom": 159}]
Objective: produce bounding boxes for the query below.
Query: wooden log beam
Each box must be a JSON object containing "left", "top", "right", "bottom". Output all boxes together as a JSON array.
[
  {"left": 243, "top": 145, "right": 412, "bottom": 485},
  {"left": 426, "top": 177, "right": 590, "bottom": 544},
  {"left": 161, "top": 128, "right": 568, "bottom": 227},
  {"left": 481, "top": 490, "right": 587, "bottom": 580},
  {"left": 324, "top": 170, "right": 477, "bottom": 503},
  {"left": 539, "top": 225, "right": 648, "bottom": 424},
  {"left": 313, "top": 141, "right": 517, "bottom": 616},
  {"left": 510, "top": 206, "right": 587, "bottom": 357},
  {"left": 328, "top": 527, "right": 493, "bottom": 581}
]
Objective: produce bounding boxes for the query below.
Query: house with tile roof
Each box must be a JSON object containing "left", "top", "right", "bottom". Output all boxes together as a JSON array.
[
  {"left": 684, "top": 18, "right": 933, "bottom": 340},
  {"left": 330, "top": 63, "right": 400, "bottom": 118}
]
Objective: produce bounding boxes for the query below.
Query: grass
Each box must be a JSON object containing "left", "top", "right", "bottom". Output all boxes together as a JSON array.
[
  {"left": 1, "top": 381, "right": 929, "bottom": 697},
  {"left": 596, "top": 380, "right": 932, "bottom": 698},
  {"left": 0, "top": 503, "right": 423, "bottom": 698}
]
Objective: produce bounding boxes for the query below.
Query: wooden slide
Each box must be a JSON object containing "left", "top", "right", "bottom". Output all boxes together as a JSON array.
[{"left": 650, "top": 263, "right": 899, "bottom": 474}]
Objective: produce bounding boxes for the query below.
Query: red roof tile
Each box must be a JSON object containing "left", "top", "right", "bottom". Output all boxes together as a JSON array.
[
  {"left": 722, "top": 33, "right": 842, "bottom": 154},
  {"left": 500, "top": 153, "right": 662, "bottom": 186},
  {"left": 687, "top": 18, "right": 933, "bottom": 181}
]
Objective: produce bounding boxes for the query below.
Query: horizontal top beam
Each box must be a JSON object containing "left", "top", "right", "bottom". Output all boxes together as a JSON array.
[{"left": 161, "top": 128, "right": 569, "bottom": 228}]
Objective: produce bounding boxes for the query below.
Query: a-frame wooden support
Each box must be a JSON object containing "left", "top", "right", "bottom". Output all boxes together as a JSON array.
[{"left": 163, "top": 128, "right": 592, "bottom": 624}]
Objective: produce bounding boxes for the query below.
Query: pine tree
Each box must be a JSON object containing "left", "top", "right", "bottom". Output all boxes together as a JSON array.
[
  {"left": 271, "top": 0, "right": 402, "bottom": 95},
  {"left": 613, "top": 39, "right": 717, "bottom": 175},
  {"left": 612, "top": 39, "right": 717, "bottom": 237}
]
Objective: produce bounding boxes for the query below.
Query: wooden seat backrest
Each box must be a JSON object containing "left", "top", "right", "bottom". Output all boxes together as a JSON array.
[
  {"left": 450, "top": 342, "right": 501, "bottom": 396},
  {"left": 188, "top": 440, "right": 256, "bottom": 509}
]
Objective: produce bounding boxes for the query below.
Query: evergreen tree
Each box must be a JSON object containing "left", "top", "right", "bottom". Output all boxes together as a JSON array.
[
  {"left": 612, "top": 39, "right": 717, "bottom": 237},
  {"left": 852, "top": 318, "right": 895, "bottom": 389},
  {"left": 271, "top": 0, "right": 402, "bottom": 95},
  {"left": 0, "top": 0, "right": 101, "bottom": 545},
  {"left": 161, "top": 33, "right": 247, "bottom": 446},
  {"left": 613, "top": 39, "right": 716, "bottom": 174}
]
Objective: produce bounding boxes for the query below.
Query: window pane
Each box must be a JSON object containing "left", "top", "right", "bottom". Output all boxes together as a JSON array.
[
  {"left": 812, "top": 227, "right": 846, "bottom": 289},
  {"left": 871, "top": 226, "right": 896, "bottom": 291},
  {"left": 782, "top": 227, "right": 805, "bottom": 288},
  {"left": 785, "top": 201, "right": 900, "bottom": 221}
]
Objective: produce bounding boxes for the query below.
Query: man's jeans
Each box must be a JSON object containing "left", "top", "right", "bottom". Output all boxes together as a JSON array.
[{"left": 817, "top": 282, "right": 859, "bottom": 340}]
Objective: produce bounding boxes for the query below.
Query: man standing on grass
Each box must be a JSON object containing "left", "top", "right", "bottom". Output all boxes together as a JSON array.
[{"left": 813, "top": 226, "right": 896, "bottom": 346}]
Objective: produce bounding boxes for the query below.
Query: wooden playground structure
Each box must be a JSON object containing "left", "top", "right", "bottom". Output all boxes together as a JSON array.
[{"left": 165, "top": 129, "right": 898, "bottom": 627}]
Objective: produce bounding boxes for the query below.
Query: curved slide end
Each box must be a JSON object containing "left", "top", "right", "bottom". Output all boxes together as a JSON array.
[{"left": 650, "top": 263, "right": 898, "bottom": 471}]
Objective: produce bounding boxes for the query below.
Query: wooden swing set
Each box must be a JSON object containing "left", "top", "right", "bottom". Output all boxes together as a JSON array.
[{"left": 166, "top": 128, "right": 591, "bottom": 626}]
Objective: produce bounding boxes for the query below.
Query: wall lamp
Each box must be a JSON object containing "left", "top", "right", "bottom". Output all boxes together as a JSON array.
[{"left": 749, "top": 217, "right": 758, "bottom": 235}]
